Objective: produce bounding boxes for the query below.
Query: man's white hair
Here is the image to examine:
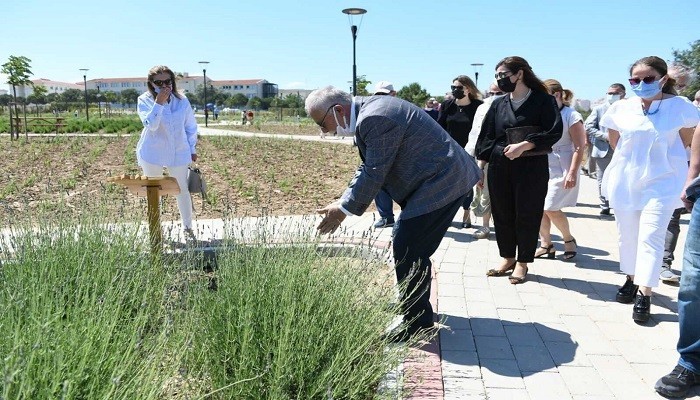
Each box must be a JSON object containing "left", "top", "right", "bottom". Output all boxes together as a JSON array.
[
  {"left": 305, "top": 86, "right": 352, "bottom": 115},
  {"left": 669, "top": 63, "right": 697, "bottom": 84}
]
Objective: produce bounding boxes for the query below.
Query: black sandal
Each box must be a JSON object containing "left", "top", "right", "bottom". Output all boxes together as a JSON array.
[
  {"left": 509, "top": 265, "right": 529, "bottom": 285},
  {"left": 564, "top": 238, "right": 577, "bottom": 260},
  {"left": 486, "top": 261, "right": 516, "bottom": 277},
  {"left": 534, "top": 244, "right": 555, "bottom": 259}
]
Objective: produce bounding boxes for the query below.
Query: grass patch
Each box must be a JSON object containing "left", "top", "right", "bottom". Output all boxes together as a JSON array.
[{"left": 0, "top": 211, "right": 408, "bottom": 399}]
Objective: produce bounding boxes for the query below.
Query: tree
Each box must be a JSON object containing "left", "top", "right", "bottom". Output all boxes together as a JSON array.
[
  {"left": 355, "top": 75, "right": 371, "bottom": 96},
  {"left": 1, "top": 55, "right": 33, "bottom": 102},
  {"left": 247, "top": 96, "right": 263, "bottom": 110},
  {"left": 397, "top": 83, "right": 431, "bottom": 107},
  {"left": 228, "top": 93, "right": 249, "bottom": 108},
  {"left": 120, "top": 89, "right": 140, "bottom": 108},
  {"left": 102, "top": 90, "right": 118, "bottom": 104},
  {"left": 673, "top": 40, "right": 700, "bottom": 99},
  {"left": 60, "top": 89, "right": 82, "bottom": 103}
]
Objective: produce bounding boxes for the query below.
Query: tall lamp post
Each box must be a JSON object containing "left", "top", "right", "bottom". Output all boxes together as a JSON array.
[
  {"left": 342, "top": 8, "right": 367, "bottom": 96},
  {"left": 96, "top": 82, "right": 102, "bottom": 118},
  {"left": 79, "top": 68, "right": 89, "bottom": 121},
  {"left": 199, "top": 61, "right": 210, "bottom": 127},
  {"left": 470, "top": 63, "right": 484, "bottom": 91}
]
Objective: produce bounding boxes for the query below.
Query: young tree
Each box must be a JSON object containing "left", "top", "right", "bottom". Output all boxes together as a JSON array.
[
  {"left": 673, "top": 40, "right": 700, "bottom": 98},
  {"left": 229, "top": 93, "right": 249, "bottom": 108},
  {"left": 397, "top": 83, "right": 431, "bottom": 107},
  {"left": 1, "top": 55, "right": 33, "bottom": 139},
  {"left": 120, "top": 89, "right": 140, "bottom": 109},
  {"left": 356, "top": 75, "right": 372, "bottom": 96}
]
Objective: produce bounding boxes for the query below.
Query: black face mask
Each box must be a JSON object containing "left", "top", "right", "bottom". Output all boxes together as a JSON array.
[
  {"left": 451, "top": 88, "right": 466, "bottom": 99},
  {"left": 497, "top": 76, "right": 517, "bottom": 93}
]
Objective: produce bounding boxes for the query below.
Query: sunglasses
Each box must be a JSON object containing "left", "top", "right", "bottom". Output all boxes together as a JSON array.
[
  {"left": 628, "top": 76, "right": 659, "bottom": 86},
  {"left": 450, "top": 85, "right": 464, "bottom": 90},
  {"left": 495, "top": 71, "right": 513, "bottom": 80},
  {"left": 152, "top": 78, "right": 172, "bottom": 87},
  {"left": 316, "top": 104, "right": 337, "bottom": 127}
]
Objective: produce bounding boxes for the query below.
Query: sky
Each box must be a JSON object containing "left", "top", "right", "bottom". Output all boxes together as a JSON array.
[{"left": 1, "top": 0, "right": 697, "bottom": 102}]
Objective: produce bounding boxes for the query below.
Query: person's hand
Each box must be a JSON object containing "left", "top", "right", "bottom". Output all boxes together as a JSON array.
[
  {"left": 503, "top": 142, "right": 529, "bottom": 160},
  {"left": 191, "top": 154, "right": 198, "bottom": 162},
  {"left": 564, "top": 172, "right": 577, "bottom": 189},
  {"left": 477, "top": 177, "right": 485, "bottom": 189},
  {"left": 155, "top": 87, "right": 171, "bottom": 105},
  {"left": 682, "top": 189, "right": 694, "bottom": 212},
  {"left": 316, "top": 204, "right": 347, "bottom": 234}
]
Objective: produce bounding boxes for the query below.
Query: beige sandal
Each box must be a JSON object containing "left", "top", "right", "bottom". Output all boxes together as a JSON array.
[{"left": 473, "top": 226, "right": 490, "bottom": 239}]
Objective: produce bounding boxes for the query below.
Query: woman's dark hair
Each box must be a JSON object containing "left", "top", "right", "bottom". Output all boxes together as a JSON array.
[
  {"left": 453, "top": 75, "right": 482, "bottom": 100},
  {"left": 495, "top": 56, "right": 548, "bottom": 94},
  {"left": 629, "top": 56, "right": 677, "bottom": 95},
  {"left": 146, "top": 65, "right": 183, "bottom": 99}
]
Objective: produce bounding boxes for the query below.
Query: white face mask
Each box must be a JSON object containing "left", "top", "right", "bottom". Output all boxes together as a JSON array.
[
  {"left": 333, "top": 109, "right": 353, "bottom": 136},
  {"left": 606, "top": 94, "right": 621, "bottom": 104},
  {"left": 154, "top": 86, "right": 161, "bottom": 94}
]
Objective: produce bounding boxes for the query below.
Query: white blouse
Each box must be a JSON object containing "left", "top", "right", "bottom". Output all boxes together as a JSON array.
[
  {"left": 136, "top": 92, "right": 198, "bottom": 167},
  {"left": 600, "top": 96, "right": 700, "bottom": 210}
]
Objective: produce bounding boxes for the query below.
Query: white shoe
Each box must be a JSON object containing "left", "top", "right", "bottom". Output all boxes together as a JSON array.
[{"left": 473, "top": 227, "right": 490, "bottom": 239}]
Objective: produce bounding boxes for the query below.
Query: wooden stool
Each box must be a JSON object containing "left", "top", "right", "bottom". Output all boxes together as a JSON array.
[{"left": 108, "top": 175, "right": 180, "bottom": 257}]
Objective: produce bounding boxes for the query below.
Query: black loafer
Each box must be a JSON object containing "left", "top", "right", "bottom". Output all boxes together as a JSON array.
[
  {"left": 616, "top": 276, "right": 639, "bottom": 303},
  {"left": 632, "top": 290, "right": 651, "bottom": 323}
]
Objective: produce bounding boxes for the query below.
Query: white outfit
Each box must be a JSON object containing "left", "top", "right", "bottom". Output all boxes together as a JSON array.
[
  {"left": 136, "top": 92, "right": 198, "bottom": 229},
  {"left": 466, "top": 97, "right": 496, "bottom": 217},
  {"left": 543, "top": 106, "right": 582, "bottom": 211},
  {"left": 600, "top": 96, "right": 700, "bottom": 287}
]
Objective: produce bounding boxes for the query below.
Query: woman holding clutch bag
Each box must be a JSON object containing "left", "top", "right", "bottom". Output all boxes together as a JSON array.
[
  {"left": 534, "top": 79, "right": 587, "bottom": 261},
  {"left": 600, "top": 56, "right": 699, "bottom": 323},
  {"left": 136, "top": 65, "right": 199, "bottom": 241},
  {"left": 475, "top": 56, "right": 563, "bottom": 284}
]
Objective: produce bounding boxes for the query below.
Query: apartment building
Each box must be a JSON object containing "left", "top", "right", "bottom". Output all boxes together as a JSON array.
[{"left": 13, "top": 78, "right": 82, "bottom": 97}]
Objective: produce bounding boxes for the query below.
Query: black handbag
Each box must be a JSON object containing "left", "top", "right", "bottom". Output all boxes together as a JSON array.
[{"left": 505, "top": 126, "right": 551, "bottom": 157}]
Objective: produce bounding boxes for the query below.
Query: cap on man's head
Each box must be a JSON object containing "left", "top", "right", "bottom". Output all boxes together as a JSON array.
[{"left": 374, "top": 80, "right": 395, "bottom": 94}]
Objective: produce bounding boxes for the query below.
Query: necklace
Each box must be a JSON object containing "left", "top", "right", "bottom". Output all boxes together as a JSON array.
[
  {"left": 511, "top": 89, "right": 532, "bottom": 104},
  {"left": 642, "top": 97, "right": 662, "bottom": 116}
]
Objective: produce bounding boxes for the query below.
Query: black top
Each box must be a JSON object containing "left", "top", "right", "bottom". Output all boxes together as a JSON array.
[
  {"left": 437, "top": 98, "right": 483, "bottom": 148},
  {"left": 475, "top": 90, "right": 563, "bottom": 161}
]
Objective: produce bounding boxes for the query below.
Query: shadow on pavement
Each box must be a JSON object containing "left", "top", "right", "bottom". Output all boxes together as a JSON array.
[{"left": 438, "top": 315, "right": 577, "bottom": 377}]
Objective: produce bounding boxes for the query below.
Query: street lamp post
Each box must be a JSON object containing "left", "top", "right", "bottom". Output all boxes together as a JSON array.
[
  {"left": 199, "top": 61, "right": 210, "bottom": 127},
  {"left": 79, "top": 68, "right": 89, "bottom": 121},
  {"left": 470, "top": 63, "right": 484, "bottom": 91},
  {"left": 342, "top": 8, "right": 367, "bottom": 96},
  {"left": 96, "top": 82, "right": 102, "bottom": 118}
]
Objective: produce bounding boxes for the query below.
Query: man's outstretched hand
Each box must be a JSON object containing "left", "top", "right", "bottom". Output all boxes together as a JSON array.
[{"left": 316, "top": 204, "right": 347, "bottom": 234}]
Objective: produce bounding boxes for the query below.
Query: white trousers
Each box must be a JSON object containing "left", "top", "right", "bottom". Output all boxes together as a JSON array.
[
  {"left": 615, "top": 208, "right": 674, "bottom": 288},
  {"left": 139, "top": 161, "right": 193, "bottom": 230}
]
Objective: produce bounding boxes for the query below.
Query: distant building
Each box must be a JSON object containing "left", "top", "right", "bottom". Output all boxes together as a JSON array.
[
  {"left": 213, "top": 79, "right": 278, "bottom": 99},
  {"left": 13, "top": 78, "right": 81, "bottom": 97},
  {"left": 8, "top": 73, "right": 278, "bottom": 100},
  {"left": 278, "top": 89, "right": 313, "bottom": 100}
]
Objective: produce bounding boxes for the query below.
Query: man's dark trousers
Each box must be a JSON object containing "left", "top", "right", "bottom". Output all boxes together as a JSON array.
[{"left": 392, "top": 194, "right": 465, "bottom": 330}]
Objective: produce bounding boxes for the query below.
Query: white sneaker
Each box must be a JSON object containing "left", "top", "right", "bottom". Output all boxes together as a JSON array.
[
  {"left": 473, "top": 227, "right": 490, "bottom": 239},
  {"left": 660, "top": 267, "right": 680, "bottom": 283}
]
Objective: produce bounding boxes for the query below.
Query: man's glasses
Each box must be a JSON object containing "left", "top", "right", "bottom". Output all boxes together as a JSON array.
[
  {"left": 152, "top": 78, "right": 172, "bottom": 87},
  {"left": 316, "top": 104, "right": 337, "bottom": 127},
  {"left": 450, "top": 85, "right": 464, "bottom": 90},
  {"left": 628, "top": 76, "right": 659, "bottom": 86},
  {"left": 495, "top": 71, "right": 513, "bottom": 80}
]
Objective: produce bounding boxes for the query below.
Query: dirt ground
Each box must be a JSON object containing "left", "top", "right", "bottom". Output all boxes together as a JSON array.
[{"left": 0, "top": 134, "right": 363, "bottom": 226}]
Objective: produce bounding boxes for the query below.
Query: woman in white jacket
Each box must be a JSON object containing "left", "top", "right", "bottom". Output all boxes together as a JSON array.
[{"left": 136, "top": 65, "right": 198, "bottom": 240}]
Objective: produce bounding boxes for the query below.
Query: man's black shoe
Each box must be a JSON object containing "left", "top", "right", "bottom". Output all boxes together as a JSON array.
[
  {"left": 373, "top": 217, "right": 395, "bottom": 229},
  {"left": 655, "top": 365, "right": 700, "bottom": 398},
  {"left": 384, "top": 323, "right": 436, "bottom": 343},
  {"left": 616, "top": 276, "right": 638, "bottom": 303},
  {"left": 600, "top": 208, "right": 611, "bottom": 216}
]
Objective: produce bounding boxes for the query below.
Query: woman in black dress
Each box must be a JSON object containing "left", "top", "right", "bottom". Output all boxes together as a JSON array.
[
  {"left": 438, "top": 75, "right": 483, "bottom": 228},
  {"left": 475, "top": 56, "right": 563, "bottom": 284}
]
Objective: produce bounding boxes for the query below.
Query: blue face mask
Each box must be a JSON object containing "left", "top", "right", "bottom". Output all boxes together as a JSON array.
[{"left": 631, "top": 80, "right": 662, "bottom": 99}]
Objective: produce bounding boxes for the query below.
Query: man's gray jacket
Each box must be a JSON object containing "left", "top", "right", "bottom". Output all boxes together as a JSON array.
[
  {"left": 340, "top": 95, "right": 481, "bottom": 219},
  {"left": 585, "top": 102, "right": 612, "bottom": 158}
]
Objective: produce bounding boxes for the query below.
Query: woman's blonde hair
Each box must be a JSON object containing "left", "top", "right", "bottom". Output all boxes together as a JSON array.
[
  {"left": 544, "top": 79, "right": 574, "bottom": 107},
  {"left": 146, "top": 65, "right": 183, "bottom": 99}
]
